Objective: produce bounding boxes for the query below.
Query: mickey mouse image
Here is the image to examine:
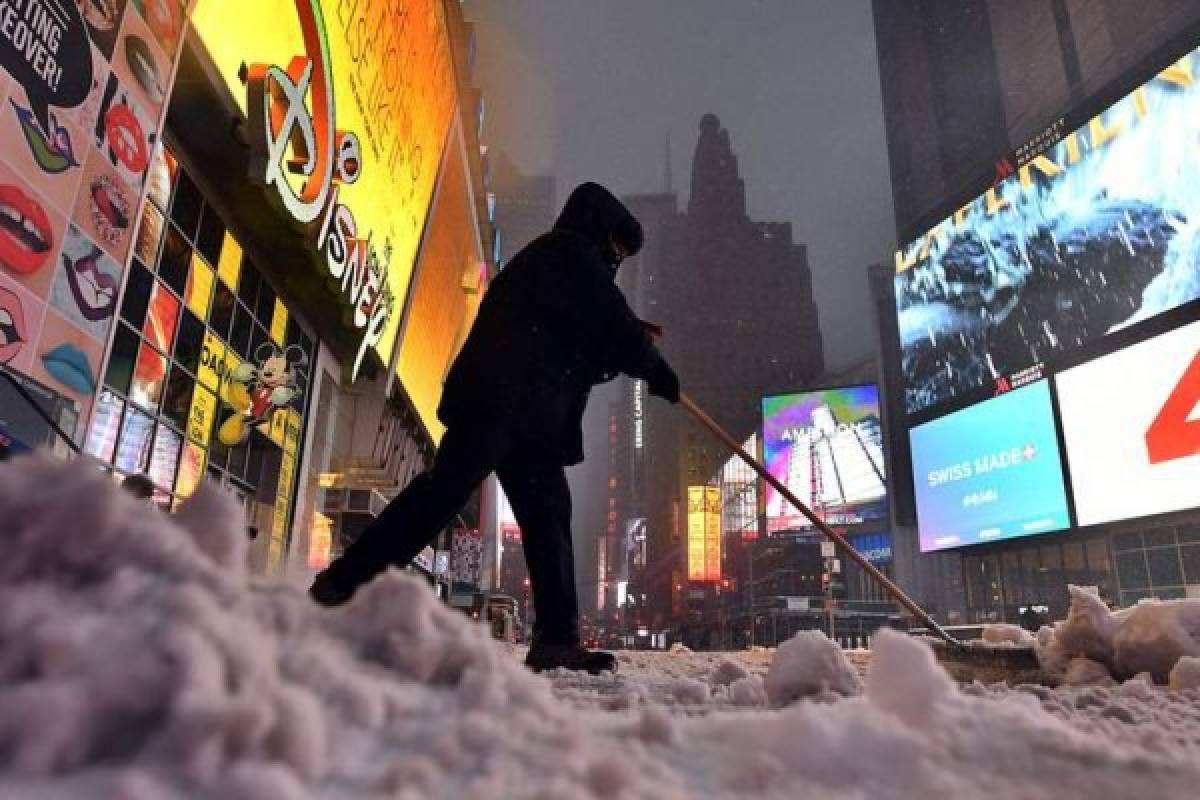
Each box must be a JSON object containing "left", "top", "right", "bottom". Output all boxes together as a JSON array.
[{"left": 217, "top": 343, "right": 307, "bottom": 446}]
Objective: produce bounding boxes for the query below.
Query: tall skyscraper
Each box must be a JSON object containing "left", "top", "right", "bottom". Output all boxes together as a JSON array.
[{"left": 598, "top": 115, "right": 825, "bottom": 632}]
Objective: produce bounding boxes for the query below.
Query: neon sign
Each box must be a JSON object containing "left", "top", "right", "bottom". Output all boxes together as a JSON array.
[{"left": 243, "top": 0, "right": 391, "bottom": 383}]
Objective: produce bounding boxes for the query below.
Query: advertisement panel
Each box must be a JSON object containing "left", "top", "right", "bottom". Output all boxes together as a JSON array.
[
  {"left": 686, "top": 485, "right": 722, "bottom": 582},
  {"left": 0, "top": 0, "right": 188, "bottom": 438},
  {"left": 719, "top": 433, "right": 758, "bottom": 541},
  {"left": 895, "top": 44, "right": 1200, "bottom": 417},
  {"left": 394, "top": 121, "right": 484, "bottom": 443},
  {"left": 911, "top": 380, "right": 1070, "bottom": 552},
  {"left": 1057, "top": 319, "right": 1200, "bottom": 526},
  {"left": 762, "top": 385, "right": 887, "bottom": 534},
  {"left": 191, "top": 0, "right": 457, "bottom": 381}
]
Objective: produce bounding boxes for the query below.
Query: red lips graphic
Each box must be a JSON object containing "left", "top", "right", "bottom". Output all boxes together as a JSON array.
[
  {"left": 89, "top": 174, "right": 131, "bottom": 246},
  {"left": 0, "top": 285, "right": 27, "bottom": 365},
  {"left": 0, "top": 183, "right": 54, "bottom": 275},
  {"left": 105, "top": 103, "right": 150, "bottom": 175}
]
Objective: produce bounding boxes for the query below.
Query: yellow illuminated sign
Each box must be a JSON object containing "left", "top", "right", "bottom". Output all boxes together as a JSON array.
[
  {"left": 187, "top": 386, "right": 218, "bottom": 447},
  {"left": 186, "top": 253, "right": 215, "bottom": 319},
  {"left": 192, "top": 0, "right": 457, "bottom": 381},
  {"left": 395, "top": 127, "right": 484, "bottom": 443},
  {"left": 197, "top": 331, "right": 225, "bottom": 391},
  {"left": 216, "top": 231, "right": 242, "bottom": 290},
  {"left": 687, "top": 486, "right": 722, "bottom": 582}
]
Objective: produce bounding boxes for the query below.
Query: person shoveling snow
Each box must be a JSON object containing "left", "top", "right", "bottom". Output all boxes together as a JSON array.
[{"left": 309, "top": 182, "right": 681, "bottom": 674}]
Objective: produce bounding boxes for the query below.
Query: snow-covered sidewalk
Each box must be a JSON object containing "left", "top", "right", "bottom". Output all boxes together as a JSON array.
[{"left": 2, "top": 456, "right": 1200, "bottom": 799}]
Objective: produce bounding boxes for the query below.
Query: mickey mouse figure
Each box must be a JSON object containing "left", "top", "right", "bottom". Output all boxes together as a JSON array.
[{"left": 217, "top": 343, "right": 308, "bottom": 446}]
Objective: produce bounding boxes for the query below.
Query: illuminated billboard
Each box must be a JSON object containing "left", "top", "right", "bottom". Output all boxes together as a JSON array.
[
  {"left": 394, "top": 122, "right": 486, "bottom": 443},
  {"left": 762, "top": 386, "right": 887, "bottom": 534},
  {"left": 911, "top": 380, "right": 1070, "bottom": 552},
  {"left": 191, "top": 0, "right": 457, "bottom": 381},
  {"left": 0, "top": 0, "right": 188, "bottom": 437},
  {"left": 1057, "top": 319, "right": 1200, "bottom": 526},
  {"left": 686, "top": 485, "right": 722, "bottom": 582},
  {"left": 895, "top": 44, "right": 1200, "bottom": 418}
]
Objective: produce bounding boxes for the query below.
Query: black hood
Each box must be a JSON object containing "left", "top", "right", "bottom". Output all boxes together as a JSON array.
[{"left": 553, "top": 182, "right": 643, "bottom": 260}]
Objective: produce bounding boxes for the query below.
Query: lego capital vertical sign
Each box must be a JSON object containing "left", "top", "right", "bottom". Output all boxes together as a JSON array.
[{"left": 191, "top": 0, "right": 456, "bottom": 382}]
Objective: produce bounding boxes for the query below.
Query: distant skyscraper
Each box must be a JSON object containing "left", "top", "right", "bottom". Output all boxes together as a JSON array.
[{"left": 599, "top": 114, "right": 824, "bottom": 630}]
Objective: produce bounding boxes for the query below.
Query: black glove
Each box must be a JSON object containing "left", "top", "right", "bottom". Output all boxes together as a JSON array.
[{"left": 645, "top": 358, "right": 680, "bottom": 404}]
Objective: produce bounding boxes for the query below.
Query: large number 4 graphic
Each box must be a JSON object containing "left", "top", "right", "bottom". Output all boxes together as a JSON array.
[{"left": 1146, "top": 350, "right": 1200, "bottom": 464}]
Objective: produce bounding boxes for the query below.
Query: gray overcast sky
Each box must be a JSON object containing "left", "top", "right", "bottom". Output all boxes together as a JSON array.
[{"left": 464, "top": 0, "right": 897, "bottom": 371}]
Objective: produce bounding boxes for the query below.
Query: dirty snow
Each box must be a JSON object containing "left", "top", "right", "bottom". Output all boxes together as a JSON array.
[
  {"left": 1038, "top": 585, "right": 1200, "bottom": 683},
  {"left": 3, "top": 456, "right": 1200, "bottom": 799}
]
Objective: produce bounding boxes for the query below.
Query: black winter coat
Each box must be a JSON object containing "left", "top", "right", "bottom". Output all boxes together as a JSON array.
[{"left": 437, "top": 184, "right": 661, "bottom": 465}]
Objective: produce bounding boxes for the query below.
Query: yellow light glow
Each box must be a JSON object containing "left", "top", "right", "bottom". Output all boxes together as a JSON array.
[{"left": 191, "top": 0, "right": 457, "bottom": 370}]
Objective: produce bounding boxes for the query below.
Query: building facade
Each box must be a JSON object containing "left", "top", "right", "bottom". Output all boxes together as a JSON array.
[
  {"left": 873, "top": 3, "right": 1200, "bottom": 624},
  {"left": 0, "top": 1, "right": 498, "bottom": 581}
]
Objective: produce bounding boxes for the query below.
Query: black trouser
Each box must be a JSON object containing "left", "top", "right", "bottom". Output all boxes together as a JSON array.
[{"left": 322, "top": 418, "right": 580, "bottom": 645}]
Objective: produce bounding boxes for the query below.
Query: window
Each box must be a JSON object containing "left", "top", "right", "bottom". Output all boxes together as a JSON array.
[{"left": 84, "top": 147, "right": 312, "bottom": 513}]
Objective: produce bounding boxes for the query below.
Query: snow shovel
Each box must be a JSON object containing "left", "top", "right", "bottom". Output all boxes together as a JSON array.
[{"left": 680, "top": 393, "right": 1045, "bottom": 681}]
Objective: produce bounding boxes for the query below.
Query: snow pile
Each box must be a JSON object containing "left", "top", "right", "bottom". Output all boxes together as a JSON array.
[
  {"left": 982, "top": 623, "right": 1035, "bottom": 647},
  {"left": 1038, "top": 585, "right": 1200, "bottom": 683},
  {"left": 763, "top": 630, "right": 861, "bottom": 707},
  {"left": 0, "top": 456, "right": 638, "bottom": 798},
  {"left": 4, "top": 457, "right": 1200, "bottom": 799},
  {"left": 1169, "top": 657, "right": 1200, "bottom": 693}
]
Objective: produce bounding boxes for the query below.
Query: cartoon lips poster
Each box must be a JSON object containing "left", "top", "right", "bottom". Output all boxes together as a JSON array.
[
  {"left": 50, "top": 224, "right": 122, "bottom": 341},
  {"left": 73, "top": 150, "right": 133, "bottom": 262},
  {"left": 132, "top": 0, "right": 183, "bottom": 62},
  {"left": 113, "top": 5, "right": 170, "bottom": 113},
  {"left": 32, "top": 308, "right": 102, "bottom": 414},
  {"left": 0, "top": 285, "right": 27, "bottom": 366},
  {"left": 76, "top": 0, "right": 130, "bottom": 61},
  {"left": 93, "top": 74, "right": 155, "bottom": 187},
  {"left": 0, "top": 88, "right": 90, "bottom": 219},
  {"left": 0, "top": 181, "right": 55, "bottom": 277},
  {"left": 0, "top": 163, "right": 66, "bottom": 300},
  {"left": 0, "top": 272, "right": 46, "bottom": 374}
]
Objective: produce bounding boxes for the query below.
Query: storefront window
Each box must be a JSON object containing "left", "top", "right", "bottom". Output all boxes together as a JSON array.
[{"left": 84, "top": 147, "right": 313, "bottom": 531}]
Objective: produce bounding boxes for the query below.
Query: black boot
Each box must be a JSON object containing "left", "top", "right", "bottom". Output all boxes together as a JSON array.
[
  {"left": 308, "top": 570, "right": 355, "bottom": 607},
  {"left": 524, "top": 642, "right": 617, "bottom": 674}
]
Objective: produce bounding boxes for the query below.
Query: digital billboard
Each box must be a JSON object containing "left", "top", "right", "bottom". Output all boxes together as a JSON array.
[
  {"left": 762, "top": 385, "right": 887, "bottom": 534},
  {"left": 911, "top": 380, "right": 1070, "bottom": 552},
  {"left": 895, "top": 44, "right": 1200, "bottom": 418},
  {"left": 1057, "top": 319, "right": 1200, "bottom": 526},
  {"left": 191, "top": 0, "right": 457, "bottom": 381},
  {"left": 686, "top": 485, "right": 721, "bottom": 582}
]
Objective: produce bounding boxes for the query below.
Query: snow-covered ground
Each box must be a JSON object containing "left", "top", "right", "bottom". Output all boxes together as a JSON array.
[{"left": 3, "top": 456, "right": 1200, "bottom": 799}]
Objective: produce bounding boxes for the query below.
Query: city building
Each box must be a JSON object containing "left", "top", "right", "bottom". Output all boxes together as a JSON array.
[
  {"left": 0, "top": 1, "right": 497, "bottom": 582},
  {"left": 594, "top": 116, "right": 825, "bottom": 638},
  {"left": 873, "top": 3, "right": 1200, "bottom": 624}
]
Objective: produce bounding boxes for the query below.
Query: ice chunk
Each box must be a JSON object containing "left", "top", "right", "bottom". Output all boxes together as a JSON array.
[
  {"left": 763, "top": 631, "right": 861, "bottom": 707},
  {"left": 982, "top": 623, "right": 1035, "bottom": 647},
  {"left": 865, "top": 629, "right": 955, "bottom": 727},
  {"left": 1168, "top": 656, "right": 1200, "bottom": 693}
]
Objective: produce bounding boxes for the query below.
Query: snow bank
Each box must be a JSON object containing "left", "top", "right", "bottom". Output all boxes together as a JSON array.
[
  {"left": 763, "top": 630, "right": 861, "bottom": 707},
  {"left": 1169, "top": 656, "right": 1200, "bottom": 693},
  {"left": 1038, "top": 585, "right": 1200, "bottom": 683},
  {"left": 982, "top": 623, "right": 1035, "bottom": 647},
  {"left": 4, "top": 457, "right": 1200, "bottom": 799}
]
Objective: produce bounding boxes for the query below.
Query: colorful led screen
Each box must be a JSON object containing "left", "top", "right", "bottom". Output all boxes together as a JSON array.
[
  {"left": 762, "top": 385, "right": 887, "bottom": 534},
  {"left": 911, "top": 380, "right": 1070, "bottom": 552},
  {"left": 895, "top": 45, "right": 1200, "bottom": 417}
]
